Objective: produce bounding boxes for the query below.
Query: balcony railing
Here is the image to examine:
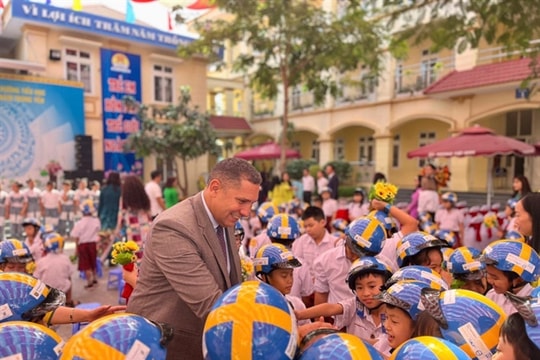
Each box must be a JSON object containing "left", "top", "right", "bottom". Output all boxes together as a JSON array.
[
  {"left": 477, "top": 39, "right": 540, "bottom": 65},
  {"left": 290, "top": 90, "right": 316, "bottom": 111},
  {"left": 394, "top": 55, "right": 455, "bottom": 95},
  {"left": 336, "top": 76, "right": 377, "bottom": 105}
]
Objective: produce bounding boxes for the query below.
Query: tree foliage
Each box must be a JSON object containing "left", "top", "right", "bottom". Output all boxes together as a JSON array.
[
  {"left": 124, "top": 87, "right": 219, "bottom": 198},
  {"left": 178, "top": 0, "right": 394, "bottom": 171},
  {"left": 369, "top": 0, "right": 540, "bottom": 67}
]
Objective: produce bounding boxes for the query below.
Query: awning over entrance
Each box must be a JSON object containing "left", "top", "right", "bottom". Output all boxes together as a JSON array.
[
  {"left": 209, "top": 115, "right": 252, "bottom": 135},
  {"left": 424, "top": 58, "right": 537, "bottom": 98}
]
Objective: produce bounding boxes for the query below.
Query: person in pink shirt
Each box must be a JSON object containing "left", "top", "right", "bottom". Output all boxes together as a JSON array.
[
  {"left": 71, "top": 199, "right": 101, "bottom": 288},
  {"left": 34, "top": 232, "right": 77, "bottom": 306},
  {"left": 320, "top": 187, "right": 338, "bottom": 232},
  {"left": 292, "top": 206, "right": 338, "bottom": 271},
  {"left": 435, "top": 192, "right": 464, "bottom": 248}
]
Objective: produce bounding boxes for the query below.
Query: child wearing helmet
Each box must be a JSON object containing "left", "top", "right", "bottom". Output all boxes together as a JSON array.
[
  {"left": 248, "top": 201, "right": 279, "bottom": 258},
  {"left": 374, "top": 280, "right": 431, "bottom": 356},
  {"left": 396, "top": 231, "right": 453, "bottom": 284},
  {"left": 482, "top": 240, "right": 540, "bottom": 315},
  {"left": 34, "top": 232, "right": 77, "bottom": 307},
  {"left": 0, "top": 321, "right": 64, "bottom": 360},
  {"left": 254, "top": 243, "right": 309, "bottom": 325},
  {"left": 435, "top": 192, "right": 464, "bottom": 248},
  {"left": 266, "top": 214, "right": 314, "bottom": 308},
  {"left": 447, "top": 246, "right": 489, "bottom": 294},
  {"left": 369, "top": 198, "right": 419, "bottom": 271},
  {"left": 495, "top": 286, "right": 540, "bottom": 360},
  {"left": 295, "top": 256, "right": 393, "bottom": 345},
  {"left": 0, "top": 239, "right": 34, "bottom": 273},
  {"left": 22, "top": 217, "right": 43, "bottom": 262},
  {"left": 71, "top": 199, "right": 101, "bottom": 288}
]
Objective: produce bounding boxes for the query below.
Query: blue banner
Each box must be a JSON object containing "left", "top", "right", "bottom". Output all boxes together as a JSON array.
[
  {"left": 100, "top": 49, "right": 143, "bottom": 177},
  {"left": 10, "top": 0, "right": 195, "bottom": 50},
  {"left": 0, "top": 75, "right": 84, "bottom": 183}
]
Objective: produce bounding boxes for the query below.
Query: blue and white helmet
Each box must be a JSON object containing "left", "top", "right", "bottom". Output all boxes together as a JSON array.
[
  {"left": 266, "top": 214, "right": 301, "bottom": 241},
  {"left": 344, "top": 217, "right": 387, "bottom": 257}
]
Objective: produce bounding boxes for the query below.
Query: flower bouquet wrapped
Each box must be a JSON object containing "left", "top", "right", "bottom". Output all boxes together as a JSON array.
[
  {"left": 369, "top": 181, "right": 398, "bottom": 204},
  {"left": 241, "top": 258, "right": 254, "bottom": 282},
  {"left": 111, "top": 240, "right": 139, "bottom": 301},
  {"left": 483, "top": 214, "right": 498, "bottom": 229}
]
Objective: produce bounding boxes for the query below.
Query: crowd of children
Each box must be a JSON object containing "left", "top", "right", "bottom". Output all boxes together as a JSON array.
[{"left": 1, "top": 168, "right": 540, "bottom": 359}]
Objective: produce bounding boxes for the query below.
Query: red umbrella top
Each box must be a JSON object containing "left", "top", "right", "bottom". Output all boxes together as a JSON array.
[
  {"left": 234, "top": 142, "right": 301, "bottom": 160},
  {"left": 407, "top": 125, "right": 535, "bottom": 158}
]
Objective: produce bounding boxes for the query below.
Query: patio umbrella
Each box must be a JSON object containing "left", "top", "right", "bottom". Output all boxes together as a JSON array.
[
  {"left": 407, "top": 125, "right": 535, "bottom": 206},
  {"left": 234, "top": 142, "right": 301, "bottom": 160}
]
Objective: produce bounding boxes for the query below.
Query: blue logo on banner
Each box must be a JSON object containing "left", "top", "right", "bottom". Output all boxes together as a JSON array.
[{"left": 100, "top": 49, "right": 143, "bottom": 176}]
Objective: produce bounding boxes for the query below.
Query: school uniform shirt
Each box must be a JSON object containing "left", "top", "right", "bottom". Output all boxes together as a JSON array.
[
  {"left": 41, "top": 189, "right": 61, "bottom": 210},
  {"left": 322, "top": 198, "right": 338, "bottom": 218},
  {"left": 290, "top": 257, "right": 314, "bottom": 300},
  {"left": 486, "top": 284, "right": 533, "bottom": 315},
  {"left": 248, "top": 232, "right": 272, "bottom": 258},
  {"left": 7, "top": 191, "right": 25, "bottom": 219},
  {"left": 23, "top": 187, "right": 42, "bottom": 217},
  {"left": 335, "top": 297, "right": 385, "bottom": 342},
  {"left": 34, "top": 252, "right": 75, "bottom": 293},
  {"left": 418, "top": 189, "right": 440, "bottom": 214},
  {"left": 74, "top": 188, "right": 93, "bottom": 205},
  {"left": 317, "top": 177, "right": 329, "bottom": 194},
  {"left": 302, "top": 175, "right": 315, "bottom": 193},
  {"left": 25, "top": 234, "right": 44, "bottom": 262},
  {"left": 313, "top": 244, "right": 355, "bottom": 304},
  {"left": 378, "top": 232, "right": 403, "bottom": 272},
  {"left": 373, "top": 334, "right": 392, "bottom": 357},
  {"left": 71, "top": 216, "right": 100, "bottom": 244},
  {"left": 435, "top": 208, "right": 464, "bottom": 232},
  {"left": 292, "top": 231, "right": 337, "bottom": 272},
  {"left": 286, "top": 294, "right": 311, "bottom": 326}
]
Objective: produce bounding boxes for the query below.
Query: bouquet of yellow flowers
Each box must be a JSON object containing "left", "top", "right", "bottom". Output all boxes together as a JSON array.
[
  {"left": 369, "top": 181, "right": 399, "bottom": 204},
  {"left": 241, "top": 258, "right": 254, "bottom": 282},
  {"left": 111, "top": 240, "right": 139, "bottom": 265},
  {"left": 111, "top": 240, "right": 139, "bottom": 302},
  {"left": 483, "top": 214, "right": 498, "bottom": 229}
]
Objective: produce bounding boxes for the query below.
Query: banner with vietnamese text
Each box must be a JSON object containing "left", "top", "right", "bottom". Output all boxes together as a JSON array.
[{"left": 100, "top": 48, "right": 143, "bottom": 176}]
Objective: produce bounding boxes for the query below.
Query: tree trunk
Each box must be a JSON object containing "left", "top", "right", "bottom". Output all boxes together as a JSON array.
[
  {"left": 177, "top": 157, "right": 188, "bottom": 199},
  {"left": 280, "top": 71, "right": 289, "bottom": 174}
]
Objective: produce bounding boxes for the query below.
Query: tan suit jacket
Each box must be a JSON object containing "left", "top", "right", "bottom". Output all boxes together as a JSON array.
[{"left": 127, "top": 192, "right": 242, "bottom": 360}]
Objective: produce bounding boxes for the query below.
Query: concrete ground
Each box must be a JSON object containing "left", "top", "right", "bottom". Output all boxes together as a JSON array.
[{"left": 54, "top": 239, "right": 122, "bottom": 342}]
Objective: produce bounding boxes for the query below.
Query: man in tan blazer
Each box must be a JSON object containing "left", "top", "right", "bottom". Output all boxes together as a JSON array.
[{"left": 127, "top": 158, "right": 261, "bottom": 359}]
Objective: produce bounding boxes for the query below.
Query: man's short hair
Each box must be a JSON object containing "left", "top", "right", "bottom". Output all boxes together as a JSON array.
[
  {"left": 150, "top": 170, "right": 162, "bottom": 180},
  {"left": 208, "top": 158, "right": 262, "bottom": 187},
  {"left": 302, "top": 206, "right": 325, "bottom": 221}
]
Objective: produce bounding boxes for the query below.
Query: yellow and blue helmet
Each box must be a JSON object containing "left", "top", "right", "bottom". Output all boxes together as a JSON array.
[
  {"left": 419, "top": 220, "right": 438, "bottom": 236},
  {"left": 40, "top": 224, "right": 56, "bottom": 239},
  {"left": 344, "top": 217, "right": 387, "bottom": 257},
  {"left": 386, "top": 265, "right": 449, "bottom": 291},
  {"left": 480, "top": 240, "right": 540, "bottom": 283},
  {"left": 203, "top": 281, "right": 298, "bottom": 360},
  {"left": 376, "top": 280, "right": 430, "bottom": 321},
  {"left": 22, "top": 217, "right": 41, "bottom": 229},
  {"left": 0, "top": 272, "right": 65, "bottom": 322},
  {"left": 447, "top": 247, "right": 485, "bottom": 281},
  {"left": 299, "top": 333, "right": 383, "bottom": 360},
  {"left": 367, "top": 210, "right": 396, "bottom": 234},
  {"left": 234, "top": 221, "right": 245, "bottom": 239},
  {"left": 502, "top": 287, "right": 540, "bottom": 351},
  {"left": 254, "top": 244, "right": 301, "bottom": 276},
  {"left": 0, "top": 321, "right": 64, "bottom": 360},
  {"left": 0, "top": 239, "right": 33, "bottom": 264},
  {"left": 266, "top": 214, "right": 301, "bottom": 241},
  {"left": 396, "top": 231, "right": 449, "bottom": 268},
  {"left": 435, "top": 229, "right": 458, "bottom": 248},
  {"left": 389, "top": 336, "right": 470, "bottom": 360},
  {"left": 80, "top": 199, "right": 96, "bottom": 215},
  {"left": 346, "top": 256, "right": 393, "bottom": 292},
  {"left": 441, "top": 192, "right": 458, "bottom": 204},
  {"left": 61, "top": 313, "right": 172, "bottom": 359},
  {"left": 505, "top": 230, "right": 526, "bottom": 242},
  {"left": 257, "top": 202, "right": 279, "bottom": 223},
  {"left": 42, "top": 232, "right": 65, "bottom": 253},
  {"left": 332, "top": 218, "right": 348, "bottom": 232},
  {"left": 420, "top": 288, "right": 506, "bottom": 359}
]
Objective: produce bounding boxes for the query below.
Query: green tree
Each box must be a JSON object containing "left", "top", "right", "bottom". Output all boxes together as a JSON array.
[
  {"left": 371, "top": 0, "right": 540, "bottom": 80},
  {"left": 178, "top": 0, "right": 391, "bottom": 171},
  {"left": 125, "top": 87, "right": 219, "bottom": 198}
]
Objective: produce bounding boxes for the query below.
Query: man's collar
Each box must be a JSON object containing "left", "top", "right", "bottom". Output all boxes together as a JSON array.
[{"left": 201, "top": 192, "right": 219, "bottom": 229}]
